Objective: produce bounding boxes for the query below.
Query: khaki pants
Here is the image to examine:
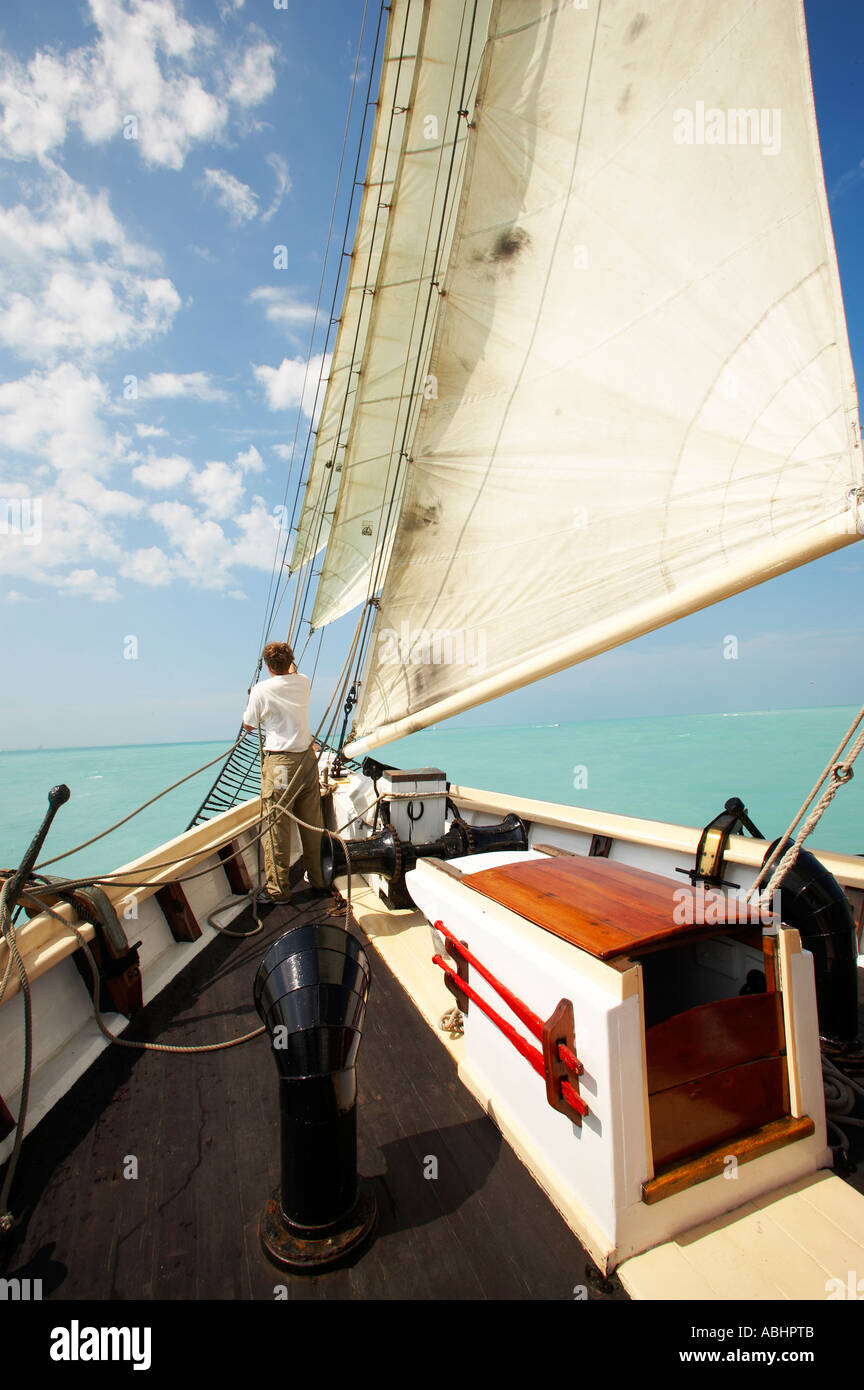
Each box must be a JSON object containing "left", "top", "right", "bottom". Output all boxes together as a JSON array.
[{"left": 260, "top": 746, "right": 326, "bottom": 897}]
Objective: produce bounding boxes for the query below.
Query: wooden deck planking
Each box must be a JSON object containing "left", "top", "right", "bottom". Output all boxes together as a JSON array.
[
  {"left": 618, "top": 1173, "right": 864, "bottom": 1300},
  {"left": 0, "top": 891, "right": 613, "bottom": 1301},
  {"left": 110, "top": 1056, "right": 164, "bottom": 1299}
]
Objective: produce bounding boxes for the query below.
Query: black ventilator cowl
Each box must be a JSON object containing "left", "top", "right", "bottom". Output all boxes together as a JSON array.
[{"left": 253, "top": 922, "right": 376, "bottom": 1269}]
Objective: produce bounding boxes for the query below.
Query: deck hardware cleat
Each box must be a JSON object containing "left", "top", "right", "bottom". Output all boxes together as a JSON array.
[
  {"left": 2, "top": 784, "right": 71, "bottom": 912},
  {"left": 321, "top": 800, "right": 528, "bottom": 909}
]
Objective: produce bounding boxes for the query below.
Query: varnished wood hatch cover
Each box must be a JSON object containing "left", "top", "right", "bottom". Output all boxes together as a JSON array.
[{"left": 461, "top": 855, "right": 768, "bottom": 960}]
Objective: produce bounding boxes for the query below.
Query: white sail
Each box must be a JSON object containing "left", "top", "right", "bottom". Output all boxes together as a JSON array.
[
  {"left": 290, "top": 0, "right": 423, "bottom": 581},
  {"left": 344, "top": 0, "right": 861, "bottom": 756},
  {"left": 309, "top": 0, "right": 492, "bottom": 630}
]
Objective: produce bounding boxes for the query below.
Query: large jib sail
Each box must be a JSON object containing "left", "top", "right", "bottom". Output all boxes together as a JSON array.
[
  {"left": 288, "top": 0, "right": 413, "bottom": 587},
  {"left": 339, "top": 0, "right": 861, "bottom": 756},
  {"left": 291, "top": 0, "right": 492, "bottom": 628}
]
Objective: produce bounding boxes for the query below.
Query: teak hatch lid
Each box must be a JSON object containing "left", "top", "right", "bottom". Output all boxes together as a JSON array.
[{"left": 461, "top": 854, "right": 768, "bottom": 960}]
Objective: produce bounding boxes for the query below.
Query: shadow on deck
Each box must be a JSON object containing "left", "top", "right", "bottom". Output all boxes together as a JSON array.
[{"left": 0, "top": 891, "right": 623, "bottom": 1301}]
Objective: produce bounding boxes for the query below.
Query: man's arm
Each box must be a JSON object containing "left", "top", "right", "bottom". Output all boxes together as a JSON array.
[{"left": 242, "top": 687, "right": 260, "bottom": 735}]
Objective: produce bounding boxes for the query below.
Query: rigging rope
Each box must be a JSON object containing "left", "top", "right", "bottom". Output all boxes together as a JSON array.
[
  {"left": 33, "top": 737, "right": 244, "bottom": 871},
  {"left": 346, "top": 0, "right": 486, "bottom": 700},
  {"left": 193, "top": 1, "right": 391, "bottom": 827},
  {"left": 746, "top": 702, "right": 864, "bottom": 905},
  {"left": 257, "top": 0, "right": 381, "bottom": 656},
  {"left": 286, "top": 0, "right": 401, "bottom": 649},
  {"left": 312, "top": 0, "right": 481, "bottom": 661},
  {"left": 0, "top": 727, "right": 371, "bottom": 1231},
  {"left": 822, "top": 1051, "right": 864, "bottom": 1157},
  {"left": 735, "top": 702, "right": 864, "bottom": 1162},
  {"left": 363, "top": 0, "right": 483, "bottom": 612},
  {"left": 0, "top": 880, "right": 32, "bottom": 1234}
]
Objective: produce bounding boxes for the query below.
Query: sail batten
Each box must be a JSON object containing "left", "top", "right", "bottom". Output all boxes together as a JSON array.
[{"left": 344, "top": 0, "right": 861, "bottom": 748}]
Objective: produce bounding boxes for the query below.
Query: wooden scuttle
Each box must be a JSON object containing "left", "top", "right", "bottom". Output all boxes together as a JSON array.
[{"left": 462, "top": 854, "right": 802, "bottom": 1183}]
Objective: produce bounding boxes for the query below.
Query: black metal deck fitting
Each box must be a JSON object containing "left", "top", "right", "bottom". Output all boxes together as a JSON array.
[
  {"left": 762, "top": 839, "right": 860, "bottom": 1044},
  {"left": 253, "top": 922, "right": 377, "bottom": 1272},
  {"left": 3, "top": 784, "right": 70, "bottom": 910},
  {"left": 321, "top": 812, "right": 529, "bottom": 890}
]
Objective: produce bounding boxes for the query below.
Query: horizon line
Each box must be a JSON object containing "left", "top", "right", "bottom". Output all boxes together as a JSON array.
[{"left": 1, "top": 701, "right": 859, "bottom": 756}]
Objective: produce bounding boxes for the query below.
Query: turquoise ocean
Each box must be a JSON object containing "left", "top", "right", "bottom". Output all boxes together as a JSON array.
[{"left": 1, "top": 706, "right": 861, "bottom": 883}]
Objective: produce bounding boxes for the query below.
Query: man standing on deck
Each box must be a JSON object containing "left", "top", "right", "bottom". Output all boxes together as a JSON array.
[{"left": 242, "top": 641, "right": 328, "bottom": 904}]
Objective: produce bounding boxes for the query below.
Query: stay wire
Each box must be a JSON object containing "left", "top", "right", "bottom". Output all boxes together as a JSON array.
[
  {"left": 285, "top": 0, "right": 396, "bottom": 647},
  {"left": 348, "top": 1, "right": 484, "bottom": 699},
  {"left": 256, "top": 0, "right": 379, "bottom": 656},
  {"left": 364, "top": 0, "right": 480, "bottom": 614}
]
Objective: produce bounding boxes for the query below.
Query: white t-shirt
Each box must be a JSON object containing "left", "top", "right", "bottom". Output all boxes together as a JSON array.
[{"left": 243, "top": 673, "right": 313, "bottom": 752}]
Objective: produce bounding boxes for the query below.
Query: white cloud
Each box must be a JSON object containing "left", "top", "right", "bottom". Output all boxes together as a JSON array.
[
  {"left": 184, "top": 447, "right": 264, "bottom": 517},
  {"left": 830, "top": 158, "right": 864, "bottom": 201},
  {"left": 249, "top": 287, "right": 315, "bottom": 332},
  {"left": 0, "top": 168, "right": 153, "bottom": 267},
  {"left": 55, "top": 567, "right": 120, "bottom": 601},
  {"left": 146, "top": 494, "right": 282, "bottom": 590},
  {"left": 227, "top": 42, "right": 276, "bottom": 108},
  {"left": 231, "top": 517, "right": 279, "bottom": 574},
  {"left": 0, "top": 268, "right": 180, "bottom": 364},
  {"left": 56, "top": 470, "right": 143, "bottom": 517},
  {"left": 150, "top": 499, "right": 233, "bottom": 588},
  {"left": 0, "top": 50, "right": 83, "bottom": 164},
  {"left": 253, "top": 354, "right": 330, "bottom": 419},
  {"left": 122, "top": 545, "right": 172, "bottom": 586},
  {"left": 261, "top": 152, "right": 290, "bottom": 222},
  {"left": 0, "top": 362, "right": 142, "bottom": 600},
  {"left": 114, "top": 431, "right": 136, "bottom": 458},
  {"left": 132, "top": 453, "right": 192, "bottom": 489},
  {"left": 135, "top": 422, "right": 168, "bottom": 438},
  {"left": 236, "top": 444, "right": 264, "bottom": 472},
  {"left": 230, "top": 497, "right": 281, "bottom": 570},
  {"left": 188, "top": 459, "right": 245, "bottom": 517},
  {"left": 0, "top": 483, "right": 124, "bottom": 587},
  {"left": 202, "top": 166, "right": 259, "bottom": 223},
  {"left": 0, "top": 169, "right": 180, "bottom": 366},
  {"left": 0, "top": 1, "right": 274, "bottom": 170},
  {"left": 138, "top": 371, "right": 228, "bottom": 403},
  {"left": 0, "top": 363, "right": 114, "bottom": 473},
  {"left": 272, "top": 444, "right": 292, "bottom": 460}
]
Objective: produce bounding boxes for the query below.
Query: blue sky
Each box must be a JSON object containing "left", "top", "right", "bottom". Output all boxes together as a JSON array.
[{"left": 0, "top": 0, "right": 862, "bottom": 751}]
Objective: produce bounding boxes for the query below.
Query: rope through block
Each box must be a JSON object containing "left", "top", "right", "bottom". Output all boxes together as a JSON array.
[{"left": 431, "top": 919, "right": 588, "bottom": 1124}]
